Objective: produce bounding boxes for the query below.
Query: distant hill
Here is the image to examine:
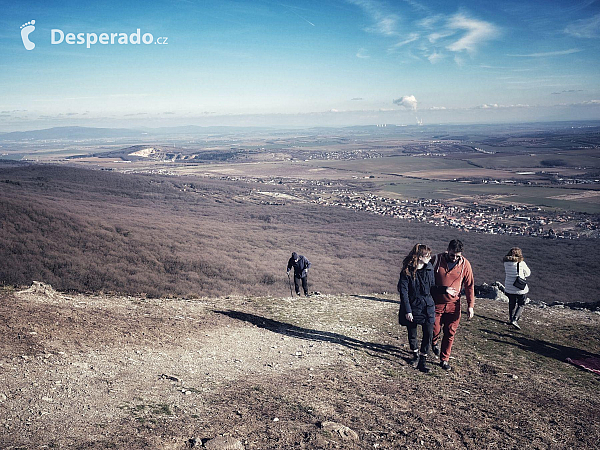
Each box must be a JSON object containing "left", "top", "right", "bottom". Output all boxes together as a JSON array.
[
  {"left": 0, "top": 126, "right": 145, "bottom": 141},
  {"left": 2, "top": 121, "right": 599, "bottom": 143},
  {"left": 0, "top": 125, "right": 281, "bottom": 142},
  {"left": 140, "top": 125, "right": 276, "bottom": 135}
]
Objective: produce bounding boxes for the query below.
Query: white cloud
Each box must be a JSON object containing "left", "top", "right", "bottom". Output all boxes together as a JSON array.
[
  {"left": 393, "top": 33, "right": 420, "bottom": 48},
  {"left": 427, "top": 51, "right": 444, "bottom": 63},
  {"left": 564, "top": 14, "right": 600, "bottom": 38},
  {"left": 348, "top": 4, "right": 500, "bottom": 63},
  {"left": 393, "top": 95, "right": 418, "bottom": 110},
  {"left": 476, "top": 103, "right": 530, "bottom": 109},
  {"left": 569, "top": 100, "right": 600, "bottom": 106},
  {"left": 417, "top": 14, "right": 444, "bottom": 29},
  {"left": 347, "top": 0, "right": 400, "bottom": 36},
  {"left": 356, "top": 48, "right": 370, "bottom": 58},
  {"left": 370, "top": 16, "right": 400, "bottom": 36},
  {"left": 428, "top": 30, "right": 454, "bottom": 43},
  {"left": 508, "top": 48, "right": 582, "bottom": 57},
  {"left": 446, "top": 13, "right": 500, "bottom": 54}
]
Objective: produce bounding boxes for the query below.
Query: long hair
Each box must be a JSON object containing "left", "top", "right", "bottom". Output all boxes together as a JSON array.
[
  {"left": 402, "top": 243, "right": 431, "bottom": 277},
  {"left": 503, "top": 247, "right": 523, "bottom": 262}
]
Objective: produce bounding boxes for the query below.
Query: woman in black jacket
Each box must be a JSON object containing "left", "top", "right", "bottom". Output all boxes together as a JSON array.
[{"left": 398, "top": 243, "right": 438, "bottom": 373}]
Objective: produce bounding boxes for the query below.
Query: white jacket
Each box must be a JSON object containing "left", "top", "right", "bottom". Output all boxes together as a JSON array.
[{"left": 504, "top": 261, "right": 531, "bottom": 295}]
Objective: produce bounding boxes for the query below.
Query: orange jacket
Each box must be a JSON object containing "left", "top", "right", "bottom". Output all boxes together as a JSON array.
[{"left": 431, "top": 252, "right": 475, "bottom": 309}]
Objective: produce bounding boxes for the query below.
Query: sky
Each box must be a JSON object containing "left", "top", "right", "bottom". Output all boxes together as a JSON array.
[{"left": 1, "top": 0, "right": 599, "bottom": 131}]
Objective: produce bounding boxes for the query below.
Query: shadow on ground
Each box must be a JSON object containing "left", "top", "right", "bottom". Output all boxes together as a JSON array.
[
  {"left": 481, "top": 328, "right": 598, "bottom": 363},
  {"left": 351, "top": 294, "right": 401, "bottom": 305},
  {"left": 215, "top": 309, "right": 404, "bottom": 361}
]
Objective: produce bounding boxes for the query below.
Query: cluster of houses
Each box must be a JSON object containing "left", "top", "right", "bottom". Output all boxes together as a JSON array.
[
  {"left": 138, "top": 171, "right": 597, "bottom": 240},
  {"left": 309, "top": 191, "right": 597, "bottom": 240}
]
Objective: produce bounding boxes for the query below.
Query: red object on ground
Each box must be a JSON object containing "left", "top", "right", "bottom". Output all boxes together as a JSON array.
[{"left": 566, "top": 357, "right": 600, "bottom": 375}]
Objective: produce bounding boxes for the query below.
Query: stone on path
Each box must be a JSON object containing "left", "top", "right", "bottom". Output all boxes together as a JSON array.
[
  {"left": 204, "top": 435, "right": 244, "bottom": 450},
  {"left": 319, "top": 421, "right": 359, "bottom": 441}
]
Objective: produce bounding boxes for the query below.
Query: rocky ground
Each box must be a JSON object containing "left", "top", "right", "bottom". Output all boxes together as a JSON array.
[{"left": 0, "top": 283, "right": 599, "bottom": 449}]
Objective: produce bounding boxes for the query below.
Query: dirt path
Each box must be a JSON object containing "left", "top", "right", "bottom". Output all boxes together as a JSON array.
[{"left": 1, "top": 285, "right": 599, "bottom": 449}]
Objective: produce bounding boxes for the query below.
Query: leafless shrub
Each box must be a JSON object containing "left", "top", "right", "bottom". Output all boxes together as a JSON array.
[{"left": 0, "top": 164, "right": 598, "bottom": 302}]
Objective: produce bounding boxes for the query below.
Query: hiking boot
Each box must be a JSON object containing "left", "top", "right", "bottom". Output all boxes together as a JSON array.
[
  {"left": 432, "top": 344, "right": 440, "bottom": 357},
  {"left": 295, "top": 291, "right": 301, "bottom": 296},
  {"left": 441, "top": 360, "right": 451, "bottom": 371},
  {"left": 511, "top": 321, "right": 521, "bottom": 330},
  {"left": 410, "top": 350, "right": 419, "bottom": 367},
  {"left": 417, "top": 355, "right": 430, "bottom": 374}
]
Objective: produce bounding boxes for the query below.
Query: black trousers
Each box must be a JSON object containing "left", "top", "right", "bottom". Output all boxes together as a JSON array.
[
  {"left": 294, "top": 276, "right": 308, "bottom": 295},
  {"left": 508, "top": 293, "right": 526, "bottom": 323},
  {"left": 407, "top": 322, "right": 433, "bottom": 355}
]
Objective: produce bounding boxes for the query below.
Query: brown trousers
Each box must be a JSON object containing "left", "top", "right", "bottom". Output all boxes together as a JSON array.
[{"left": 433, "top": 301, "right": 461, "bottom": 362}]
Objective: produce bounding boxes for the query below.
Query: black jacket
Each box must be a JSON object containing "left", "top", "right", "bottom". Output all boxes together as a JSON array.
[
  {"left": 397, "top": 263, "right": 438, "bottom": 325},
  {"left": 287, "top": 254, "right": 311, "bottom": 278}
]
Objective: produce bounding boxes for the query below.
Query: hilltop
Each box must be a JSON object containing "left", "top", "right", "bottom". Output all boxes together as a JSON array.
[{"left": 0, "top": 284, "right": 598, "bottom": 449}]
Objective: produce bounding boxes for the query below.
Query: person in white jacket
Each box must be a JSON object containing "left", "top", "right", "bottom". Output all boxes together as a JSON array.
[{"left": 503, "top": 247, "right": 531, "bottom": 329}]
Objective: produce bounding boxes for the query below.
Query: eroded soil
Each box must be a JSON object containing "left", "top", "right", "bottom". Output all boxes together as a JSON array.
[{"left": 1, "top": 286, "right": 599, "bottom": 449}]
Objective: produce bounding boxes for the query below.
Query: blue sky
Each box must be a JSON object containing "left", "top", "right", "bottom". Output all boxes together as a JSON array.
[{"left": 1, "top": 0, "right": 599, "bottom": 130}]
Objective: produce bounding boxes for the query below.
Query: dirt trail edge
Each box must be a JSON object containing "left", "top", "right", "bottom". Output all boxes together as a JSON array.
[{"left": 1, "top": 286, "right": 598, "bottom": 449}]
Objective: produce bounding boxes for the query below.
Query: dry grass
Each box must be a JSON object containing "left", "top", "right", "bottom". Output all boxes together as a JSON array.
[{"left": 0, "top": 163, "right": 598, "bottom": 303}]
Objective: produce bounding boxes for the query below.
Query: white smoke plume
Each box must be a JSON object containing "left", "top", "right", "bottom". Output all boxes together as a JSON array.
[{"left": 393, "top": 95, "right": 418, "bottom": 111}]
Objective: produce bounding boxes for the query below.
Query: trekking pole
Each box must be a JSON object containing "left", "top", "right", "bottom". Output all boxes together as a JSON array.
[{"left": 287, "top": 272, "right": 293, "bottom": 297}]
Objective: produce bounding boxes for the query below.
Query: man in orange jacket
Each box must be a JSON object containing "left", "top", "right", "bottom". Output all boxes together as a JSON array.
[{"left": 431, "top": 239, "right": 475, "bottom": 371}]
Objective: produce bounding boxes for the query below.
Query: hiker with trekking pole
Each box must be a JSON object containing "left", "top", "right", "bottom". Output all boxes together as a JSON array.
[{"left": 286, "top": 252, "right": 311, "bottom": 297}]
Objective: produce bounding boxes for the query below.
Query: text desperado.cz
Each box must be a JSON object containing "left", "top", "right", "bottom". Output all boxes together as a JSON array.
[{"left": 51, "top": 29, "right": 168, "bottom": 48}]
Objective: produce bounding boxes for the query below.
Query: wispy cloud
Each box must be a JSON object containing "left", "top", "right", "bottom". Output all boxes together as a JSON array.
[
  {"left": 476, "top": 103, "right": 530, "bottom": 109},
  {"left": 427, "top": 51, "right": 444, "bottom": 63},
  {"left": 417, "top": 14, "right": 443, "bottom": 29},
  {"left": 564, "top": 13, "right": 600, "bottom": 38},
  {"left": 401, "top": 0, "right": 429, "bottom": 13},
  {"left": 551, "top": 89, "right": 585, "bottom": 95},
  {"left": 428, "top": 30, "right": 454, "bottom": 43},
  {"left": 446, "top": 13, "right": 500, "bottom": 54},
  {"left": 568, "top": 99, "right": 600, "bottom": 106},
  {"left": 392, "top": 33, "right": 420, "bottom": 48},
  {"left": 347, "top": 0, "right": 401, "bottom": 36},
  {"left": 426, "top": 103, "right": 531, "bottom": 111},
  {"left": 508, "top": 48, "right": 582, "bottom": 57},
  {"left": 356, "top": 48, "right": 370, "bottom": 58},
  {"left": 348, "top": 3, "right": 499, "bottom": 64}
]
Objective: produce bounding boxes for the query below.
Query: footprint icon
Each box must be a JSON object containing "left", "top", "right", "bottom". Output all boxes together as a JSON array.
[{"left": 20, "top": 20, "right": 36, "bottom": 50}]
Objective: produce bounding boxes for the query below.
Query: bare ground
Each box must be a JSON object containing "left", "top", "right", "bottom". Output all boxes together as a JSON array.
[{"left": 1, "top": 285, "right": 599, "bottom": 449}]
